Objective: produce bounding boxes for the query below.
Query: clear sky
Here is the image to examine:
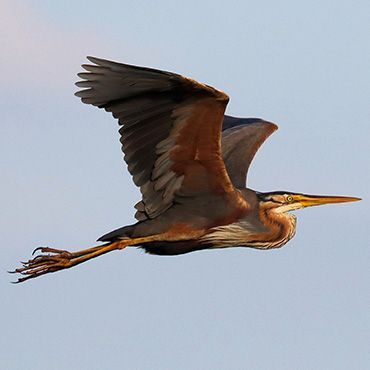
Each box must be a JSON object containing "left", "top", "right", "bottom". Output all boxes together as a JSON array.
[{"left": 1, "top": 1, "right": 369, "bottom": 369}]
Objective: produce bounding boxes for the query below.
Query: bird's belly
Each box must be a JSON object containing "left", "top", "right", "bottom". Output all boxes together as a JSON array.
[{"left": 140, "top": 240, "right": 211, "bottom": 255}]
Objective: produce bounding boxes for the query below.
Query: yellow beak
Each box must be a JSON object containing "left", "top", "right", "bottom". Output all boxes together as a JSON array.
[{"left": 295, "top": 194, "right": 361, "bottom": 208}]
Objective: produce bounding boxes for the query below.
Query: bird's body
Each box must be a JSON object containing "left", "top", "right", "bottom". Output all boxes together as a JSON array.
[
  {"left": 12, "top": 57, "right": 360, "bottom": 282},
  {"left": 98, "top": 187, "right": 296, "bottom": 254}
]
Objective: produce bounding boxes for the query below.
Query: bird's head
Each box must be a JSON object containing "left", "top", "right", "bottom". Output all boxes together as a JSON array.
[{"left": 257, "top": 191, "right": 361, "bottom": 213}]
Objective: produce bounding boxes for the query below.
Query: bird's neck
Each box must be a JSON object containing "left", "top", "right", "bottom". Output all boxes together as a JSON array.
[
  {"left": 200, "top": 206, "right": 297, "bottom": 250},
  {"left": 256, "top": 205, "right": 297, "bottom": 249}
]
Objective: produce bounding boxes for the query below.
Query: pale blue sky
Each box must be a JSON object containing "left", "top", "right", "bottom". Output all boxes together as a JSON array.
[{"left": 1, "top": 1, "right": 369, "bottom": 369}]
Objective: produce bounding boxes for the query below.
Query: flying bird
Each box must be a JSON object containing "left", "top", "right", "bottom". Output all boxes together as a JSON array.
[{"left": 12, "top": 57, "right": 360, "bottom": 282}]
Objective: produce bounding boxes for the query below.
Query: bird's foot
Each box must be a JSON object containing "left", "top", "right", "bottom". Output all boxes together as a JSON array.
[
  {"left": 10, "top": 247, "right": 78, "bottom": 283},
  {"left": 10, "top": 241, "right": 127, "bottom": 283}
]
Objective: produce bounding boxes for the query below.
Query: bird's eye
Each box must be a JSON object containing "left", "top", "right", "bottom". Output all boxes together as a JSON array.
[{"left": 286, "top": 195, "right": 294, "bottom": 202}]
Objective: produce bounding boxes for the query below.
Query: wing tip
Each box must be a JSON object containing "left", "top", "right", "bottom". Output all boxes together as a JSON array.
[
  {"left": 265, "top": 121, "right": 279, "bottom": 132},
  {"left": 86, "top": 55, "right": 101, "bottom": 64},
  {"left": 86, "top": 55, "right": 124, "bottom": 68}
]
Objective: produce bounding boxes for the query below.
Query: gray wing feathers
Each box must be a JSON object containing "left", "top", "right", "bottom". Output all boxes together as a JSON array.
[
  {"left": 76, "top": 57, "right": 187, "bottom": 220},
  {"left": 221, "top": 122, "right": 277, "bottom": 188},
  {"left": 75, "top": 57, "right": 177, "bottom": 105}
]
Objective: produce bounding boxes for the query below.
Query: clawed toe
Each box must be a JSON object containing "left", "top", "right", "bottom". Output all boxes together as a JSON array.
[
  {"left": 32, "top": 246, "right": 72, "bottom": 257},
  {"left": 10, "top": 247, "right": 75, "bottom": 283}
]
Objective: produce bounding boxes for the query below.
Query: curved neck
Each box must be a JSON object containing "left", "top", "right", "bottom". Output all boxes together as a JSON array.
[
  {"left": 256, "top": 204, "right": 297, "bottom": 249},
  {"left": 200, "top": 205, "right": 297, "bottom": 250}
]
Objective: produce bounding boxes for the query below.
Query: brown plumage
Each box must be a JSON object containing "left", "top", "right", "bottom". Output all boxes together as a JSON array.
[{"left": 11, "top": 57, "right": 360, "bottom": 282}]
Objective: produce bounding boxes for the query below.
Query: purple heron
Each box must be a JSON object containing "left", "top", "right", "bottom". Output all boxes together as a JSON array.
[{"left": 12, "top": 57, "right": 360, "bottom": 283}]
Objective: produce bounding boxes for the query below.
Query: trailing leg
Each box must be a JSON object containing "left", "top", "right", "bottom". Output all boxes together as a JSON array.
[{"left": 11, "top": 236, "right": 159, "bottom": 283}]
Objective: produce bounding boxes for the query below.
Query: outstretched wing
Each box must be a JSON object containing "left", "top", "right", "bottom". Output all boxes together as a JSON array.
[
  {"left": 75, "top": 57, "right": 234, "bottom": 220},
  {"left": 221, "top": 116, "right": 278, "bottom": 189}
]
